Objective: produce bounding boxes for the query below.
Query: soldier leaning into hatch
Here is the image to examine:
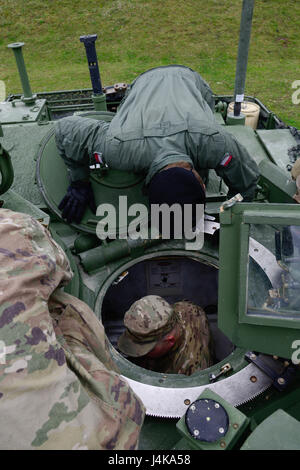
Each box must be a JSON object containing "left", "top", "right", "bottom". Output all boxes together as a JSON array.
[
  {"left": 55, "top": 65, "right": 260, "bottom": 224},
  {"left": 117, "top": 295, "right": 214, "bottom": 375},
  {"left": 0, "top": 208, "right": 144, "bottom": 450}
]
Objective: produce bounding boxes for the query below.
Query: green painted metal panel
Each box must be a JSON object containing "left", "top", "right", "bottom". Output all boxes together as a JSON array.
[
  {"left": 222, "top": 125, "right": 269, "bottom": 166},
  {"left": 259, "top": 160, "right": 297, "bottom": 203},
  {"left": 176, "top": 388, "right": 250, "bottom": 450},
  {"left": 241, "top": 409, "right": 300, "bottom": 450},
  {"left": 1, "top": 121, "right": 54, "bottom": 205},
  {"left": 0, "top": 188, "right": 49, "bottom": 225},
  {"left": 257, "top": 129, "right": 298, "bottom": 172},
  {"left": 218, "top": 202, "right": 300, "bottom": 358},
  {"left": 0, "top": 99, "right": 47, "bottom": 124}
]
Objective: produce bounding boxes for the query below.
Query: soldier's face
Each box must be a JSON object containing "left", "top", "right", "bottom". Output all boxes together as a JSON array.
[{"left": 145, "top": 324, "right": 182, "bottom": 358}]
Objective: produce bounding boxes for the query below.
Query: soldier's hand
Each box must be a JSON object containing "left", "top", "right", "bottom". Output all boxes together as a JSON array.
[{"left": 58, "top": 180, "right": 96, "bottom": 224}]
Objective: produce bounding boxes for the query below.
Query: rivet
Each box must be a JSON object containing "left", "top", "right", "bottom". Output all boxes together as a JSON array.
[
  {"left": 277, "top": 377, "right": 285, "bottom": 385},
  {"left": 220, "top": 441, "right": 226, "bottom": 448},
  {"left": 250, "top": 376, "right": 257, "bottom": 383},
  {"left": 250, "top": 353, "right": 257, "bottom": 360},
  {"left": 184, "top": 399, "right": 191, "bottom": 406},
  {"left": 206, "top": 417, "right": 211, "bottom": 422},
  {"left": 219, "top": 427, "right": 224, "bottom": 433},
  {"left": 215, "top": 403, "right": 220, "bottom": 408},
  {"left": 194, "top": 429, "right": 199, "bottom": 436},
  {"left": 233, "top": 423, "right": 239, "bottom": 429}
]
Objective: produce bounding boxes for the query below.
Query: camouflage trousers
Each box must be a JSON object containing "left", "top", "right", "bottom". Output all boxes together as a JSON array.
[{"left": 0, "top": 209, "right": 145, "bottom": 449}]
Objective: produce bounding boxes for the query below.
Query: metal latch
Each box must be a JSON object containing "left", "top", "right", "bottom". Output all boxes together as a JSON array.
[
  {"left": 112, "top": 271, "right": 129, "bottom": 285},
  {"left": 209, "top": 363, "right": 232, "bottom": 382},
  {"left": 221, "top": 193, "right": 243, "bottom": 211}
]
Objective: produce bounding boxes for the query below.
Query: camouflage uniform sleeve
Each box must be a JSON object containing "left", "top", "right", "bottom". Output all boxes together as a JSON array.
[
  {"left": 172, "top": 301, "right": 214, "bottom": 375},
  {"left": 0, "top": 209, "right": 144, "bottom": 450}
]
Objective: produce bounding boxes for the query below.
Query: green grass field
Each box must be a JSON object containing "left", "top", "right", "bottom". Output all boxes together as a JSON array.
[{"left": 0, "top": 0, "right": 300, "bottom": 127}]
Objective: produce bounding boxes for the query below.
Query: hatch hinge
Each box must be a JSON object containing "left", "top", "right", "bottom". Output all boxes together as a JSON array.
[{"left": 245, "top": 351, "right": 297, "bottom": 391}]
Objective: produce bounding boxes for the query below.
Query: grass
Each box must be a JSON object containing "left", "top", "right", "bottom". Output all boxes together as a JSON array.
[{"left": 0, "top": 0, "right": 300, "bottom": 127}]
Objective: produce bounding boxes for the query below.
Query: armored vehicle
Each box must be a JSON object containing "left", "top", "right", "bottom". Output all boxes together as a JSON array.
[{"left": 1, "top": 0, "right": 300, "bottom": 450}]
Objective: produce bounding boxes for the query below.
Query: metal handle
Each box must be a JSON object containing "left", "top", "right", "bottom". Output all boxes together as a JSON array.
[
  {"left": 7, "top": 42, "right": 36, "bottom": 105},
  {"left": 80, "top": 34, "right": 103, "bottom": 95},
  {"left": 233, "top": 0, "right": 255, "bottom": 116}
]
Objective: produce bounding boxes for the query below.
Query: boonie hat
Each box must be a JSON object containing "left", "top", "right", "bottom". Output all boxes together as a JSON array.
[{"left": 118, "top": 295, "right": 177, "bottom": 357}]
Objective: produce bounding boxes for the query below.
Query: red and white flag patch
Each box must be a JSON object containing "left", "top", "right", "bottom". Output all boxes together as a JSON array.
[
  {"left": 220, "top": 153, "right": 233, "bottom": 167},
  {"left": 94, "top": 152, "right": 103, "bottom": 164}
]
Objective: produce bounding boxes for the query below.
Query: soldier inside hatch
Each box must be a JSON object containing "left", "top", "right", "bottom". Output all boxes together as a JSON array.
[
  {"left": 55, "top": 65, "right": 260, "bottom": 224},
  {"left": 0, "top": 208, "right": 144, "bottom": 450},
  {"left": 117, "top": 295, "right": 214, "bottom": 375}
]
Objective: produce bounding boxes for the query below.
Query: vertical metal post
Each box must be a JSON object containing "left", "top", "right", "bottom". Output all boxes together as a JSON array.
[
  {"left": 80, "top": 34, "right": 107, "bottom": 111},
  {"left": 7, "top": 42, "right": 36, "bottom": 105},
  {"left": 234, "top": 0, "right": 255, "bottom": 117}
]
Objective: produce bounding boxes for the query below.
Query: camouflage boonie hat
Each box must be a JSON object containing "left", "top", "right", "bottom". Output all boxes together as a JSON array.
[{"left": 118, "top": 295, "right": 177, "bottom": 357}]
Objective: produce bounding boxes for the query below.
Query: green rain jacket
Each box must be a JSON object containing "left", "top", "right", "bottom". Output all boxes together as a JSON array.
[{"left": 55, "top": 65, "right": 260, "bottom": 200}]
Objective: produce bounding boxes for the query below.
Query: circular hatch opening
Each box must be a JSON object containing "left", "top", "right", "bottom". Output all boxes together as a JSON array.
[{"left": 101, "top": 255, "right": 234, "bottom": 375}]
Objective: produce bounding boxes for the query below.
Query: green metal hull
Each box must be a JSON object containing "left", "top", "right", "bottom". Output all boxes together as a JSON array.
[{"left": 1, "top": 78, "right": 300, "bottom": 450}]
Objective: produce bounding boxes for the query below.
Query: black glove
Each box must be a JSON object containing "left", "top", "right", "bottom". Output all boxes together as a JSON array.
[{"left": 58, "top": 180, "right": 96, "bottom": 224}]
